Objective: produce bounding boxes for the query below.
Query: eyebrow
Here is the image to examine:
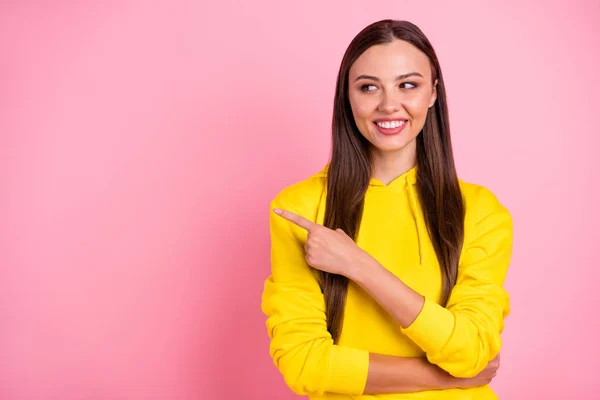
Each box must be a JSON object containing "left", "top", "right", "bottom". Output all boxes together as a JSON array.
[{"left": 353, "top": 72, "right": 424, "bottom": 82}]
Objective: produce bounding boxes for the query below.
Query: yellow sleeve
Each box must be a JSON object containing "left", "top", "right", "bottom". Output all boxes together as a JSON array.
[
  {"left": 401, "top": 186, "right": 513, "bottom": 378},
  {"left": 261, "top": 192, "right": 370, "bottom": 396}
]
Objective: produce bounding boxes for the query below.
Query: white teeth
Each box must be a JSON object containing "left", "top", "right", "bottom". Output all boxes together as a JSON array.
[{"left": 376, "top": 120, "right": 405, "bottom": 129}]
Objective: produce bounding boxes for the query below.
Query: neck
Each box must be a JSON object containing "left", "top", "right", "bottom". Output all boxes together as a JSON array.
[{"left": 370, "top": 141, "right": 417, "bottom": 186}]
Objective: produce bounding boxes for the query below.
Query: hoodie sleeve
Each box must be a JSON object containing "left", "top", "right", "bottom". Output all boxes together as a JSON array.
[
  {"left": 261, "top": 193, "right": 370, "bottom": 396},
  {"left": 400, "top": 185, "right": 513, "bottom": 378}
]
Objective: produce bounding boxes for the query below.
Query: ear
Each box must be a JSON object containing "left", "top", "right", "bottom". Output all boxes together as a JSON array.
[{"left": 429, "top": 79, "right": 438, "bottom": 108}]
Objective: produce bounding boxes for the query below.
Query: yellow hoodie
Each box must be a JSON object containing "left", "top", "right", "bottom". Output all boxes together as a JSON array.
[{"left": 261, "top": 164, "right": 513, "bottom": 400}]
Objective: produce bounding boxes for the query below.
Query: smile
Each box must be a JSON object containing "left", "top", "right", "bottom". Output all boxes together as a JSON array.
[
  {"left": 373, "top": 119, "right": 408, "bottom": 136},
  {"left": 375, "top": 120, "right": 406, "bottom": 129}
]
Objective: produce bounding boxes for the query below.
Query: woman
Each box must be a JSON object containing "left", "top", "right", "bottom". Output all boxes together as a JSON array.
[{"left": 261, "top": 19, "right": 512, "bottom": 399}]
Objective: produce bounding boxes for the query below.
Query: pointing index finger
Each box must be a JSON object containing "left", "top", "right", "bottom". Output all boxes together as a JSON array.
[{"left": 273, "top": 208, "right": 319, "bottom": 231}]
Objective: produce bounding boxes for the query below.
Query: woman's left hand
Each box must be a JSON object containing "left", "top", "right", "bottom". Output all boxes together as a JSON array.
[{"left": 273, "top": 208, "right": 370, "bottom": 278}]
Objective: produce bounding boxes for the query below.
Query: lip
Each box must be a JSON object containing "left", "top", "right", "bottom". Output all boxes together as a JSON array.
[
  {"left": 373, "top": 119, "right": 408, "bottom": 136},
  {"left": 373, "top": 117, "right": 408, "bottom": 122}
]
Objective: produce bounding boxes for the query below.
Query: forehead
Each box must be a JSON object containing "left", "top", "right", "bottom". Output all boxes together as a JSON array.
[{"left": 349, "top": 39, "right": 431, "bottom": 80}]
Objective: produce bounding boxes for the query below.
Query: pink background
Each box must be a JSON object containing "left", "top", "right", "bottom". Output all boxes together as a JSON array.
[{"left": 1, "top": 1, "right": 599, "bottom": 399}]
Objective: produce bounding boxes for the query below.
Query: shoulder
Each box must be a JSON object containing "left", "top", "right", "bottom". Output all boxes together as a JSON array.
[
  {"left": 459, "top": 178, "right": 513, "bottom": 238},
  {"left": 270, "top": 165, "right": 328, "bottom": 219},
  {"left": 459, "top": 178, "right": 510, "bottom": 218}
]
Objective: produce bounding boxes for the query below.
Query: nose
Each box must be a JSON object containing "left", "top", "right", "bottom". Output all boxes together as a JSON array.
[{"left": 377, "top": 90, "right": 401, "bottom": 114}]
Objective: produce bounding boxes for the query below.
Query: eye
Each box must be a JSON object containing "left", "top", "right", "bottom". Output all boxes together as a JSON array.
[
  {"left": 400, "top": 82, "right": 418, "bottom": 89},
  {"left": 360, "top": 84, "right": 377, "bottom": 92}
]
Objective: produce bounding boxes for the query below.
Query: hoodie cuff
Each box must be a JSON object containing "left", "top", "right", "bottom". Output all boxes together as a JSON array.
[
  {"left": 402, "top": 297, "right": 455, "bottom": 354},
  {"left": 325, "top": 345, "right": 369, "bottom": 395}
]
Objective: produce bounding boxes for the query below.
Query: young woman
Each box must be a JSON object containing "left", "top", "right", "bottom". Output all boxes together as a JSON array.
[{"left": 261, "top": 19, "right": 512, "bottom": 399}]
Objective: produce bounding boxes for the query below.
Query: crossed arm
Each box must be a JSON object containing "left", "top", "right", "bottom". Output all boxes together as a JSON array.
[{"left": 262, "top": 187, "right": 512, "bottom": 396}]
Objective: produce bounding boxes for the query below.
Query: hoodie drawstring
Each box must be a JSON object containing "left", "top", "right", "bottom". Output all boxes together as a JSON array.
[{"left": 406, "top": 177, "right": 425, "bottom": 265}]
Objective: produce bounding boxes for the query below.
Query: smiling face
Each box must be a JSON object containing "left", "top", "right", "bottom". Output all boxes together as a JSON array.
[{"left": 348, "top": 39, "right": 438, "bottom": 160}]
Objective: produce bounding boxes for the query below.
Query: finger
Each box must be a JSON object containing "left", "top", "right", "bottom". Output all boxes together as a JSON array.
[{"left": 273, "top": 208, "right": 319, "bottom": 231}]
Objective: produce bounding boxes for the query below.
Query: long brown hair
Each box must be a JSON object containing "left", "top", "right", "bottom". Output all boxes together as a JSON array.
[{"left": 322, "top": 19, "right": 465, "bottom": 343}]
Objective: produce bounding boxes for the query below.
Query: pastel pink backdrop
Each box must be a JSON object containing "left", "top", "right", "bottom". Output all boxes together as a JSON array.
[{"left": 1, "top": 1, "right": 598, "bottom": 399}]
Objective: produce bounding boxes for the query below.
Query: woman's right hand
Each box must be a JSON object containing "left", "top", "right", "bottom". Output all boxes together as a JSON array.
[{"left": 442, "top": 354, "right": 500, "bottom": 389}]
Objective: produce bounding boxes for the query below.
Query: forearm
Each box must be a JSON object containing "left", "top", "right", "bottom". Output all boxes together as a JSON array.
[
  {"left": 348, "top": 254, "right": 504, "bottom": 379},
  {"left": 364, "top": 353, "right": 451, "bottom": 394},
  {"left": 348, "top": 254, "right": 425, "bottom": 329}
]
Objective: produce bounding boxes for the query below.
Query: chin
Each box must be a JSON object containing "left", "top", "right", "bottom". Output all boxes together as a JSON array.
[
  {"left": 378, "top": 144, "right": 410, "bottom": 153},
  {"left": 372, "top": 135, "right": 416, "bottom": 152}
]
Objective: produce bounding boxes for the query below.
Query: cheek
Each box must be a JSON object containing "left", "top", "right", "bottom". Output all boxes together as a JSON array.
[
  {"left": 349, "top": 94, "right": 377, "bottom": 121},
  {"left": 405, "top": 95, "right": 432, "bottom": 118}
]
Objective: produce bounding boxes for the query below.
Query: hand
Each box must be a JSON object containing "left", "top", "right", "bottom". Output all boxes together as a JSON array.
[
  {"left": 442, "top": 354, "right": 500, "bottom": 389},
  {"left": 273, "top": 208, "right": 369, "bottom": 277}
]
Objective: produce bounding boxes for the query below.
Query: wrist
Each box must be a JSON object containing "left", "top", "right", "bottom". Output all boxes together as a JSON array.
[
  {"left": 346, "top": 252, "right": 379, "bottom": 283},
  {"left": 433, "top": 368, "right": 455, "bottom": 390}
]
